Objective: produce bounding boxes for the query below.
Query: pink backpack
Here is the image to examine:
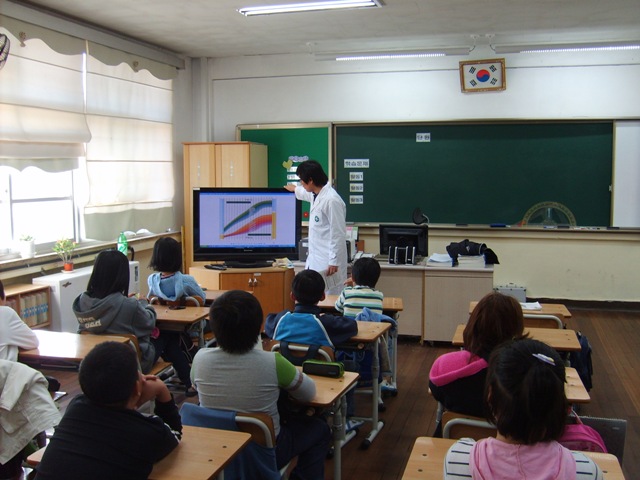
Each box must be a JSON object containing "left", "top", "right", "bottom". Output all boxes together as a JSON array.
[{"left": 559, "top": 413, "right": 607, "bottom": 453}]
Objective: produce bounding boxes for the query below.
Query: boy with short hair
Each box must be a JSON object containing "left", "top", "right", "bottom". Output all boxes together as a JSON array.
[
  {"left": 191, "top": 290, "right": 330, "bottom": 480},
  {"left": 265, "top": 269, "right": 358, "bottom": 347},
  {"left": 35, "top": 342, "right": 182, "bottom": 480},
  {"left": 334, "top": 257, "right": 384, "bottom": 318}
]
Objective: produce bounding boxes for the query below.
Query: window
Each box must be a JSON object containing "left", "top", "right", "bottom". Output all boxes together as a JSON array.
[{"left": 0, "top": 23, "right": 175, "bottom": 254}]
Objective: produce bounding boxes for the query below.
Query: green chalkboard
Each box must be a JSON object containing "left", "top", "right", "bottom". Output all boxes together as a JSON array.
[
  {"left": 335, "top": 122, "right": 613, "bottom": 226},
  {"left": 238, "top": 124, "right": 331, "bottom": 220}
]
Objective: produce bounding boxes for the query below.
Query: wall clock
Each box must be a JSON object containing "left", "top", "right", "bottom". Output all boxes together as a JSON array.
[{"left": 459, "top": 58, "right": 506, "bottom": 92}]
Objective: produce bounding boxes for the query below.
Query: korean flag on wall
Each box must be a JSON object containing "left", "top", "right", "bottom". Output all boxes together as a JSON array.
[{"left": 460, "top": 59, "right": 506, "bottom": 92}]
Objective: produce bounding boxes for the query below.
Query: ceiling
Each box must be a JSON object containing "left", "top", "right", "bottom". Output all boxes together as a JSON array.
[{"left": 17, "top": 0, "right": 640, "bottom": 59}]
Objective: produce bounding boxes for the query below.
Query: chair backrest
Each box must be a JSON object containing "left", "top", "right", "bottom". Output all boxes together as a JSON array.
[
  {"left": 442, "top": 411, "right": 497, "bottom": 440},
  {"left": 523, "top": 313, "right": 563, "bottom": 329},
  {"left": 179, "top": 403, "right": 282, "bottom": 480},
  {"left": 265, "top": 339, "right": 335, "bottom": 366},
  {"left": 149, "top": 295, "right": 205, "bottom": 307},
  {"left": 578, "top": 416, "right": 627, "bottom": 462}
]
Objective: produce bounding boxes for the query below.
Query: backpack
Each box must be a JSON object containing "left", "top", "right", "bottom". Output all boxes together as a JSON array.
[
  {"left": 569, "top": 331, "right": 593, "bottom": 391},
  {"left": 559, "top": 412, "right": 607, "bottom": 453}
]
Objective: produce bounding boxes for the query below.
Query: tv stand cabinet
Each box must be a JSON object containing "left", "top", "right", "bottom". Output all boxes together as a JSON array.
[{"left": 190, "top": 266, "right": 294, "bottom": 319}]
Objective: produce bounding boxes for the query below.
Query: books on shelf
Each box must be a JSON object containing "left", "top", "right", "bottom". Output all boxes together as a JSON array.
[{"left": 456, "top": 255, "right": 485, "bottom": 267}]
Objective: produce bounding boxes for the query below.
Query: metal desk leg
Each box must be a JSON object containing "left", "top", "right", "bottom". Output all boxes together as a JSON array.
[{"left": 361, "top": 338, "right": 384, "bottom": 448}]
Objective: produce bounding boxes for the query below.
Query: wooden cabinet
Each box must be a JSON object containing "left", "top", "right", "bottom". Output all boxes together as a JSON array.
[
  {"left": 183, "top": 142, "right": 268, "bottom": 270},
  {"left": 4, "top": 283, "right": 51, "bottom": 329},
  {"left": 189, "top": 266, "right": 294, "bottom": 319},
  {"left": 424, "top": 267, "right": 494, "bottom": 342},
  {"left": 377, "top": 265, "right": 424, "bottom": 337}
]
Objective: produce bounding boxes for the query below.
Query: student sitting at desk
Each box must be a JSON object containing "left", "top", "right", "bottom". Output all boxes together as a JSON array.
[
  {"left": 192, "top": 290, "right": 331, "bottom": 480},
  {"left": 73, "top": 249, "right": 197, "bottom": 397},
  {"left": 0, "top": 279, "right": 39, "bottom": 361},
  {"left": 429, "top": 292, "right": 524, "bottom": 437},
  {"left": 35, "top": 342, "right": 182, "bottom": 480},
  {"left": 334, "top": 256, "right": 384, "bottom": 318},
  {"left": 147, "top": 237, "right": 205, "bottom": 303},
  {"left": 265, "top": 269, "right": 358, "bottom": 347},
  {"left": 444, "top": 338, "right": 602, "bottom": 480}
]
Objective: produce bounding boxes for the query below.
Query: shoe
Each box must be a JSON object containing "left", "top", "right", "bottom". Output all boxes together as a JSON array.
[
  {"left": 345, "top": 418, "right": 364, "bottom": 433},
  {"left": 185, "top": 386, "right": 198, "bottom": 397}
]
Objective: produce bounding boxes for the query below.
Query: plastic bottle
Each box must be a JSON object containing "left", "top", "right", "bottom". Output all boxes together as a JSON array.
[{"left": 117, "top": 232, "right": 128, "bottom": 256}]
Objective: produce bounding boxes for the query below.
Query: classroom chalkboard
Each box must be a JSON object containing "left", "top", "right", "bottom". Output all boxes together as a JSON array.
[
  {"left": 238, "top": 124, "right": 330, "bottom": 221},
  {"left": 335, "top": 122, "right": 613, "bottom": 226}
]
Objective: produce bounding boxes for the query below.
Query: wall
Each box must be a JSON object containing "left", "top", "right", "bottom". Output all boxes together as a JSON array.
[{"left": 191, "top": 47, "right": 640, "bottom": 302}]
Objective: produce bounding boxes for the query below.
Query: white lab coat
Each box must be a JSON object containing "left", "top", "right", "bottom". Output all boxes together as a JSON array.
[{"left": 295, "top": 184, "right": 348, "bottom": 293}]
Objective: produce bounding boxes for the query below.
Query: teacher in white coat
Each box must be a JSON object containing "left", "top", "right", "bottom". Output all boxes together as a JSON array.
[{"left": 285, "top": 160, "right": 348, "bottom": 294}]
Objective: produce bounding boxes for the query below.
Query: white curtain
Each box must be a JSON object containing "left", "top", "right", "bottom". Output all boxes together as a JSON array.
[
  {"left": 84, "top": 56, "right": 174, "bottom": 240},
  {"left": 0, "top": 23, "right": 90, "bottom": 171}
]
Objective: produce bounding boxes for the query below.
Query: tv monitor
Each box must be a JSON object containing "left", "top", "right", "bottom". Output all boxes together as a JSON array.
[
  {"left": 193, "top": 187, "right": 301, "bottom": 265},
  {"left": 379, "top": 224, "right": 429, "bottom": 259}
]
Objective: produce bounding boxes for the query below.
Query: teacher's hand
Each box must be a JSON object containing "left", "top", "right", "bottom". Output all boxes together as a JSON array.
[
  {"left": 284, "top": 184, "right": 296, "bottom": 192},
  {"left": 327, "top": 265, "right": 338, "bottom": 276}
]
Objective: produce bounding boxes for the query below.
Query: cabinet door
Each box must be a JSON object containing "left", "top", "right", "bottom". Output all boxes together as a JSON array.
[
  {"left": 215, "top": 144, "right": 268, "bottom": 187},
  {"left": 218, "top": 271, "right": 290, "bottom": 319},
  {"left": 424, "top": 269, "right": 494, "bottom": 342},
  {"left": 376, "top": 268, "right": 424, "bottom": 336}
]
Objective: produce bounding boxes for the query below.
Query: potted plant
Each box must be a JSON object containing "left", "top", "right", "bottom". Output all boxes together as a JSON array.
[
  {"left": 53, "top": 238, "right": 77, "bottom": 271},
  {"left": 18, "top": 234, "right": 36, "bottom": 259}
]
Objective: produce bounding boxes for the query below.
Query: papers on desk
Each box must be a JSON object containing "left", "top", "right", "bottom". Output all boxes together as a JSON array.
[
  {"left": 320, "top": 269, "right": 343, "bottom": 291},
  {"left": 520, "top": 301, "right": 542, "bottom": 310},
  {"left": 428, "top": 253, "right": 452, "bottom": 263}
]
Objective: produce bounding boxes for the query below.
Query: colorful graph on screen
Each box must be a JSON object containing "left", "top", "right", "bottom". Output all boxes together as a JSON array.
[{"left": 221, "top": 198, "right": 275, "bottom": 239}]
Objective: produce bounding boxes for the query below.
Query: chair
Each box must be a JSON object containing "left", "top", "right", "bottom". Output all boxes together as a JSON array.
[
  {"left": 264, "top": 338, "right": 335, "bottom": 365},
  {"left": 523, "top": 313, "right": 564, "bottom": 329},
  {"left": 180, "top": 402, "right": 290, "bottom": 480},
  {"left": 148, "top": 295, "right": 205, "bottom": 307},
  {"left": 80, "top": 331, "right": 174, "bottom": 379},
  {"left": 441, "top": 411, "right": 497, "bottom": 440},
  {"left": 575, "top": 416, "right": 627, "bottom": 462}
]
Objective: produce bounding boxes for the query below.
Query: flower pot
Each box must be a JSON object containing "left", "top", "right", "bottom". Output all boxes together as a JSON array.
[
  {"left": 19, "top": 240, "right": 36, "bottom": 259},
  {"left": 63, "top": 262, "right": 74, "bottom": 272}
]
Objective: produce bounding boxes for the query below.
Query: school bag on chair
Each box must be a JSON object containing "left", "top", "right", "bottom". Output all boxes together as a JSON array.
[
  {"left": 569, "top": 331, "right": 593, "bottom": 391},
  {"left": 559, "top": 410, "right": 607, "bottom": 453}
]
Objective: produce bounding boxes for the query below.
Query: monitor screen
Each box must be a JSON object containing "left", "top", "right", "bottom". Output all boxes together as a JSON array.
[
  {"left": 379, "top": 224, "right": 429, "bottom": 258},
  {"left": 193, "top": 187, "right": 301, "bottom": 263}
]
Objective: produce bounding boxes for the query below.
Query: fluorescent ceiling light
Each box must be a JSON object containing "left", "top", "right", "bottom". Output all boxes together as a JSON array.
[
  {"left": 316, "top": 47, "right": 471, "bottom": 61},
  {"left": 238, "top": 0, "right": 382, "bottom": 16},
  {"left": 492, "top": 41, "right": 640, "bottom": 54}
]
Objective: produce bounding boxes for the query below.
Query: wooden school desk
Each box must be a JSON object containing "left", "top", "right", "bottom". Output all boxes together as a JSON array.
[
  {"left": 337, "top": 321, "right": 392, "bottom": 448},
  {"left": 303, "top": 370, "right": 360, "bottom": 480},
  {"left": 150, "top": 425, "right": 250, "bottom": 479},
  {"left": 151, "top": 305, "right": 209, "bottom": 347},
  {"left": 452, "top": 324, "right": 581, "bottom": 351},
  {"left": 469, "top": 301, "right": 572, "bottom": 320},
  {"left": 401, "top": 437, "right": 625, "bottom": 480},
  {"left": 27, "top": 425, "right": 251, "bottom": 480},
  {"left": 18, "top": 330, "right": 130, "bottom": 364}
]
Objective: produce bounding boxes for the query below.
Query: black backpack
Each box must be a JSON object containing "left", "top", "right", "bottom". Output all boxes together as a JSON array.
[{"left": 569, "top": 331, "right": 594, "bottom": 391}]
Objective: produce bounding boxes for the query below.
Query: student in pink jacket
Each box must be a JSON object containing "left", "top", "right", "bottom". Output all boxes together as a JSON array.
[{"left": 444, "top": 338, "right": 603, "bottom": 480}]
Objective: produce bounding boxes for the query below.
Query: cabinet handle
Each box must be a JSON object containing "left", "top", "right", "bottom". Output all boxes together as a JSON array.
[{"left": 247, "top": 278, "right": 253, "bottom": 287}]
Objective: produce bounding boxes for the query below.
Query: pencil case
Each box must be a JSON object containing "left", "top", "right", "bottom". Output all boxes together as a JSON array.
[{"left": 302, "top": 360, "right": 344, "bottom": 378}]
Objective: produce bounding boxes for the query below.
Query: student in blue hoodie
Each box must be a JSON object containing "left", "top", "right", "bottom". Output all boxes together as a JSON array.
[{"left": 265, "top": 269, "right": 357, "bottom": 350}]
